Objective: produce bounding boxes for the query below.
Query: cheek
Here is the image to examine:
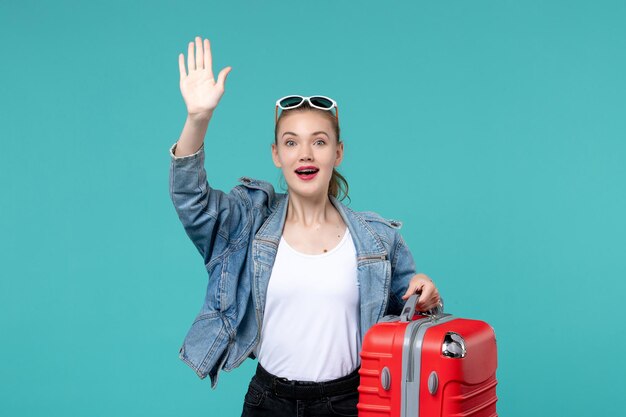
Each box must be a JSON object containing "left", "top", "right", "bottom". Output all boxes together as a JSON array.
[
  {"left": 280, "top": 151, "right": 298, "bottom": 164},
  {"left": 279, "top": 152, "right": 300, "bottom": 171},
  {"left": 324, "top": 149, "right": 340, "bottom": 165}
]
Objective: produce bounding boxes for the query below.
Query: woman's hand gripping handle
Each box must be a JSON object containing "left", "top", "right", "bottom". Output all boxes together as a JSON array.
[{"left": 401, "top": 273, "right": 441, "bottom": 312}]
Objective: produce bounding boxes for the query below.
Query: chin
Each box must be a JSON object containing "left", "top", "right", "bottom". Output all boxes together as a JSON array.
[{"left": 286, "top": 177, "right": 330, "bottom": 197}]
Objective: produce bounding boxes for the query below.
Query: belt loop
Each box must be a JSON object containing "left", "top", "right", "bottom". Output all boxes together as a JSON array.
[
  {"left": 291, "top": 381, "right": 296, "bottom": 398},
  {"left": 319, "top": 381, "right": 326, "bottom": 397}
]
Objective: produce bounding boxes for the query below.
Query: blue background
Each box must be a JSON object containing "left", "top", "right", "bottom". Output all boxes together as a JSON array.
[{"left": 1, "top": 1, "right": 625, "bottom": 416}]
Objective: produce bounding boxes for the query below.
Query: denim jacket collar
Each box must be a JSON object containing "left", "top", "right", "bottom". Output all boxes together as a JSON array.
[{"left": 254, "top": 190, "right": 389, "bottom": 260}]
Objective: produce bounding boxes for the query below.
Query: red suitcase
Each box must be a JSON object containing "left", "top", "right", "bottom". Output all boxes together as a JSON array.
[{"left": 358, "top": 294, "right": 498, "bottom": 417}]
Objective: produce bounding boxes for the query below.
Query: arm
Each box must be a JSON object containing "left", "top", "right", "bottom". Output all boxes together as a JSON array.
[
  {"left": 169, "top": 36, "right": 240, "bottom": 264},
  {"left": 169, "top": 141, "right": 248, "bottom": 265},
  {"left": 174, "top": 113, "right": 211, "bottom": 157}
]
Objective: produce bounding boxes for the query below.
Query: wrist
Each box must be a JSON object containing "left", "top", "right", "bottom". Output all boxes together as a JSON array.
[{"left": 187, "top": 110, "right": 214, "bottom": 124}]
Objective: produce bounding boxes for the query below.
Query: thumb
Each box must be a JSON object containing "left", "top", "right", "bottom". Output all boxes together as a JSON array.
[
  {"left": 401, "top": 282, "right": 421, "bottom": 300},
  {"left": 217, "top": 66, "right": 232, "bottom": 88}
]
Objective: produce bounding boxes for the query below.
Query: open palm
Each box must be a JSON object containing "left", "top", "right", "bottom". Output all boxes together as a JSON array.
[{"left": 178, "top": 36, "right": 232, "bottom": 118}]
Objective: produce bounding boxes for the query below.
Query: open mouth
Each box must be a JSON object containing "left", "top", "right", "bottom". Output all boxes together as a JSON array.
[{"left": 295, "top": 167, "right": 319, "bottom": 180}]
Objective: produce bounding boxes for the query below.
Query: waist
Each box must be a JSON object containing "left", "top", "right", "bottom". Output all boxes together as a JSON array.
[{"left": 253, "top": 362, "right": 360, "bottom": 400}]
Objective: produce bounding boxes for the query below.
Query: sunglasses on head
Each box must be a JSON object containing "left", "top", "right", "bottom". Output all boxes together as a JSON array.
[{"left": 275, "top": 95, "right": 339, "bottom": 124}]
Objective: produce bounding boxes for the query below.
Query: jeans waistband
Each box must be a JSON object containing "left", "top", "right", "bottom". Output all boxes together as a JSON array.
[{"left": 253, "top": 363, "right": 360, "bottom": 400}]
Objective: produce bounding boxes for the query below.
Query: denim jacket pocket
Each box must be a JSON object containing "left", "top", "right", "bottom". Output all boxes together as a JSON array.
[{"left": 179, "top": 312, "right": 227, "bottom": 378}]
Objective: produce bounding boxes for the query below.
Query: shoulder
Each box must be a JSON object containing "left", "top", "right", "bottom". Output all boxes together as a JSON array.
[
  {"left": 233, "top": 176, "right": 283, "bottom": 209},
  {"left": 354, "top": 210, "right": 412, "bottom": 266},
  {"left": 343, "top": 206, "right": 404, "bottom": 249},
  {"left": 357, "top": 210, "right": 403, "bottom": 230},
  {"left": 330, "top": 197, "right": 404, "bottom": 232}
]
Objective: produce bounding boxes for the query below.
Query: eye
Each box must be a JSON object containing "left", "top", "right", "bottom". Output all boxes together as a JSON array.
[
  {"left": 315, "top": 139, "right": 326, "bottom": 145},
  {"left": 285, "top": 140, "right": 296, "bottom": 146}
]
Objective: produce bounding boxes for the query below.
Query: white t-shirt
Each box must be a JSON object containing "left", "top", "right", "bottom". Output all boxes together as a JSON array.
[{"left": 254, "top": 227, "right": 361, "bottom": 381}]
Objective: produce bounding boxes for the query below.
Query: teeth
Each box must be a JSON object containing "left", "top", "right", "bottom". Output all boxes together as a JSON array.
[{"left": 297, "top": 169, "right": 318, "bottom": 174}]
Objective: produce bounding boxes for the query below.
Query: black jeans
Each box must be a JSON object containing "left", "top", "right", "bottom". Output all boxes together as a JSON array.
[{"left": 240, "top": 363, "right": 360, "bottom": 417}]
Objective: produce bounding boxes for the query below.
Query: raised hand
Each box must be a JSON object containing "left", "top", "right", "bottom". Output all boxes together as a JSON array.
[{"left": 178, "top": 36, "right": 232, "bottom": 120}]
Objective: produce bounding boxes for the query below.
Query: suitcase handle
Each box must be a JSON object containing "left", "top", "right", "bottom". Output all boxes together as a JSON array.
[{"left": 399, "top": 293, "right": 445, "bottom": 322}]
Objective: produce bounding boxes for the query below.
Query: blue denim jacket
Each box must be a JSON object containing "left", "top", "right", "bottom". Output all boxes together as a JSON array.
[{"left": 169, "top": 142, "right": 419, "bottom": 388}]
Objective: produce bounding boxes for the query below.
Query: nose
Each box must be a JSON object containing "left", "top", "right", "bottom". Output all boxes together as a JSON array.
[{"left": 299, "top": 148, "right": 313, "bottom": 162}]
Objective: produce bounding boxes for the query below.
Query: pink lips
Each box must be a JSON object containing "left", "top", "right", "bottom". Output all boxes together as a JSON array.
[
  {"left": 296, "top": 172, "right": 318, "bottom": 180},
  {"left": 295, "top": 165, "right": 319, "bottom": 181}
]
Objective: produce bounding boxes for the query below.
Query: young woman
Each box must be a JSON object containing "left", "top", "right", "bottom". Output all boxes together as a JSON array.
[{"left": 169, "top": 36, "right": 441, "bottom": 417}]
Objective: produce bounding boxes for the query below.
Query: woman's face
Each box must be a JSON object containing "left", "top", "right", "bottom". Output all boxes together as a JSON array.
[{"left": 272, "top": 111, "right": 343, "bottom": 199}]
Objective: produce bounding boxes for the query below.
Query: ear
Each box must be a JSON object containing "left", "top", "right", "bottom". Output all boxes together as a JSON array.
[
  {"left": 334, "top": 140, "right": 344, "bottom": 167},
  {"left": 271, "top": 142, "right": 282, "bottom": 168}
]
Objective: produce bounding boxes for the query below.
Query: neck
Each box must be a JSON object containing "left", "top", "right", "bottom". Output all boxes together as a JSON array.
[{"left": 286, "top": 191, "right": 335, "bottom": 228}]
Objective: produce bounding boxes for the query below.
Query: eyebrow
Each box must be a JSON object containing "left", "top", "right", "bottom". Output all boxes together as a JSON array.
[{"left": 282, "top": 131, "right": 329, "bottom": 138}]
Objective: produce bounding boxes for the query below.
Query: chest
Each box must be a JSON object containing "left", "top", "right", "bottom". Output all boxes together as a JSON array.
[
  {"left": 266, "top": 240, "right": 359, "bottom": 308},
  {"left": 281, "top": 222, "right": 348, "bottom": 255}
]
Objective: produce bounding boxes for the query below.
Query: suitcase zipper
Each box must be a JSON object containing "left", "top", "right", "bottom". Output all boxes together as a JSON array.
[{"left": 402, "top": 315, "right": 456, "bottom": 416}]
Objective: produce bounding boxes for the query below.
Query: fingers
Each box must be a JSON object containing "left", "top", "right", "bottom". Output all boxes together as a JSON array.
[
  {"left": 400, "top": 274, "right": 441, "bottom": 310},
  {"left": 178, "top": 53, "right": 187, "bottom": 81},
  {"left": 417, "top": 286, "right": 440, "bottom": 311},
  {"left": 195, "top": 36, "right": 203, "bottom": 71},
  {"left": 183, "top": 37, "right": 218, "bottom": 80},
  {"left": 217, "top": 66, "right": 232, "bottom": 89},
  {"left": 204, "top": 39, "right": 214, "bottom": 80},
  {"left": 416, "top": 285, "right": 434, "bottom": 309},
  {"left": 401, "top": 279, "right": 425, "bottom": 300},
  {"left": 187, "top": 41, "right": 195, "bottom": 72}
]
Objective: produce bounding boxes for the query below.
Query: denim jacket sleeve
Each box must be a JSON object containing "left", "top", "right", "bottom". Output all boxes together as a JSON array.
[
  {"left": 169, "top": 142, "right": 249, "bottom": 266},
  {"left": 387, "top": 232, "right": 418, "bottom": 316}
]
